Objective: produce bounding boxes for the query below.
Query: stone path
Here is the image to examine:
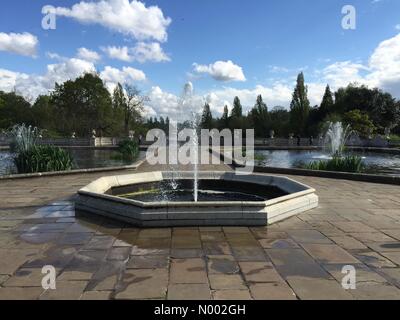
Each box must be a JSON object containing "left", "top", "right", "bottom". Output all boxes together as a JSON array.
[{"left": 0, "top": 159, "right": 400, "bottom": 299}]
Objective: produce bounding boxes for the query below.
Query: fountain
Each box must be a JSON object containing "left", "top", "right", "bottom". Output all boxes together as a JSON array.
[
  {"left": 324, "top": 122, "right": 352, "bottom": 156},
  {"left": 75, "top": 171, "right": 319, "bottom": 227},
  {"left": 175, "top": 82, "right": 203, "bottom": 202},
  {"left": 74, "top": 83, "right": 319, "bottom": 226}
]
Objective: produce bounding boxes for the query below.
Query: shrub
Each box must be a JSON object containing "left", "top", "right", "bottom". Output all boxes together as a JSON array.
[
  {"left": 303, "top": 155, "right": 365, "bottom": 173},
  {"left": 118, "top": 139, "right": 139, "bottom": 160},
  {"left": 14, "top": 145, "right": 74, "bottom": 174}
]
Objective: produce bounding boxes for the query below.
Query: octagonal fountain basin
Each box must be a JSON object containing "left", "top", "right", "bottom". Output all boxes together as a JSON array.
[{"left": 75, "top": 171, "right": 318, "bottom": 227}]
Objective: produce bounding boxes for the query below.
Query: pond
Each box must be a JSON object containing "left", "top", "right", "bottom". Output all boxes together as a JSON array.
[
  {"left": 0, "top": 148, "right": 145, "bottom": 176},
  {"left": 254, "top": 149, "right": 400, "bottom": 176}
]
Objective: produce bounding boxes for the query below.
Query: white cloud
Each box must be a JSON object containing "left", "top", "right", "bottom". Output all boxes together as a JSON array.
[
  {"left": 14, "top": 58, "right": 96, "bottom": 100},
  {"left": 130, "top": 42, "right": 170, "bottom": 63},
  {"left": 77, "top": 47, "right": 101, "bottom": 62},
  {"left": 0, "top": 69, "right": 24, "bottom": 92},
  {"left": 54, "top": 0, "right": 171, "bottom": 42},
  {"left": 102, "top": 42, "right": 170, "bottom": 63},
  {"left": 0, "top": 32, "right": 38, "bottom": 57},
  {"left": 395, "top": 24, "right": 400, "bottom": 31},
  {"left": 321, "top": 61, "right": 367, "bottom": 88},
  {"left": 100, "top": 66, "right": 146, "bottom": 91},
  {"left": 145, "top": 86, "right": 180, "bottom": 117},
  {"left": 101, "top": 46, "right": 132, "bottom": 62},
  {"left": 193, "top": 60, "right": 246, "bottom": 82},
  {"left": 0, "top": 59, "right": 146, "bottom": 101}
]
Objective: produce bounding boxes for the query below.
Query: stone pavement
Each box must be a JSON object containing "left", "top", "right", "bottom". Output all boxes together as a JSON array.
[{"left": 0, "top": 159, "right": 400, "bottom": 299}]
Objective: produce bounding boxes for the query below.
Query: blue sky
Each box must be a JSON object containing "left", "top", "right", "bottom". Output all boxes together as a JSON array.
[{"left": 0, "top": 0, "right": 399, "bottom": 116}]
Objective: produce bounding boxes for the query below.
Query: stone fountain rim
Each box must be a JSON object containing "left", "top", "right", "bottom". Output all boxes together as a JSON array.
[{"left": 77, "top": 171, "right": 316, "bottom": 209}]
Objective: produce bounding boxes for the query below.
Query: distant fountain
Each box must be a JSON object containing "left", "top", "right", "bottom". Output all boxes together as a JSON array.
[
  {"left": 324, "top": 122, "right": 352, "bottom": 157},
  {"left": 174, "top": 82, "right": 203, "bottom": 202}
]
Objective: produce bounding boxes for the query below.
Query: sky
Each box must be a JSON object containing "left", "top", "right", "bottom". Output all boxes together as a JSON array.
[{"left": 0, "top": 0, "right": 400, "bottom": 118}]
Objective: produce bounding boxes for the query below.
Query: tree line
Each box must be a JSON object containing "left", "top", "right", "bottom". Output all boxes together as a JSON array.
[
  {"left": 0, "top": 73, "right": 146, "bottom": 137},
  {"left": 199, "top": 72, "right": 400, "bottom": 138},
  {"left": 1, "top": 72, "right": 400, "bottom": 138}
]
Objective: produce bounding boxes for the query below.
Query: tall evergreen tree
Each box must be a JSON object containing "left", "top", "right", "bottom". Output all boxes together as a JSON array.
[
  {"left": 200, "top": 103, "right": 213, "bottom": 129},
  {"left": 219, "top": 105, "right": 229, "bottom": 129},
  {"left": 112, "top": 83, "right": 127, "bottom": 135},
  {"left": 250, "top": 94, "right": 270, "bottom": 137},
  {"left": 319, "top": 84, "right": 334, "bottom": 119},
  {"left": 290, "top": 72, "right": 311, "bottom": 135},
  {"left": 231, "top": 96, "right": 243, "bottom": 118}
]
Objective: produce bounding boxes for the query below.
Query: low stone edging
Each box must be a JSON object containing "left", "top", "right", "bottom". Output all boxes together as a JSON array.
[
  {"left": 209, "top": 148, "right": 400, "bottom": 186},
  {"left": 252, "top": 166, "right": 400, "bottom": 186},
  {"left": 0, "top": 159, "right": 146, "bottom": 181}
]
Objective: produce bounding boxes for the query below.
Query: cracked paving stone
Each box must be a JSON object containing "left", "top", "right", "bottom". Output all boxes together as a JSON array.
[
  {"left": 170, "top": 258, "right": 208, "bottom": 284},
  {"left": 213, "top": 290, "right": 252, "bottom": 300},
  {"left": 353, "top": 251, "right": 397, "bottom": 268},
  {"left": 167, "top": 284, "right": 211, "bottom": 300},
  {"left": 249, "top": 282, "right": 296, "bottom": 300},
  {"left": 301, "top": 244, "right": 360, "bottom": 264},
  {"left": 286, "top": 277, "right": 353, "bottom": 300},
  {"left": 209, "top": 274, "right": 246, "bottom": 290},
  {"left": 207, "top": 255, "right": 240, "bottom": 274},
  {"left": 239, "top": 261, "right": 284, "bottom": 283},
  {"left": 267, "top": 249, "right": 331, "bottom": 280},
  {"left": 40, "top": 281, "right": 89, "bottom": 300},
  {"left": 114, "top": 269, "right": 168, "bottom": 300},
  {"left": 126, "top": 255, "right": 169, "bottom": 269}
]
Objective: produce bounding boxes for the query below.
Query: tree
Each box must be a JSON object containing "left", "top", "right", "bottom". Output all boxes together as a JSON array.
[
  {"left": 270, "top": 106, "right": 290, "bottom": 137},
  {"left": 343, "top": 109, "right": 375, "bottom": 137},
  {"left": 200, "top": 103, "right": 213, "bottom": 129},
  {"left": 31, "top": 95, "right": 56, "bottom": 135},
  {"left": 249, "top": 94, "right": 270, "bottom": 137},
  {"left": 219, "top": 105, "right": 229, "bottom": 129},
  {"left": 50, "top": 73, "right": 113, "bottom": 136},
  {"left": 123, "top": 84, "right": 147, "bottom": 135},
  {"left": 290, "top": 72, "right": 310, "bottom": 135},
  {"left": 231, "top": 96, "right": 243, "bottom": 118},
  {"left": 0, "top": 91, "right": 32, "bottom": 129},
  {"left": 319, "top": 85, "right": 334, "bottom": 119},
  {"left": 334, "top": 84, "right": 400, "bottom": 132},
  {"left": 111, "top": 83, "right": 127, "bottom": 135}
]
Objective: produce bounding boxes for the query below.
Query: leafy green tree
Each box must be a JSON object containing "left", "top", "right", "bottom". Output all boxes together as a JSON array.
[
  {"left": 50, "top": 73, "right": 113, "bottom": 136},
  {"left": 31, "top": 95, "right": 57, "bottom": 136},
  {"left": 0, "top": 91, "right": 33, "bottom": 129},
  {"left": 200, "top": 103, "right": 213, "bottom": 129},
  {"left": 334, "top": 84, "right": 400, "bottom": 132},
  {"left": 270, "top": 106, "right": 290, "bottom": 137},
  {"left": 343, "top": 109, "right": 375, "bottom": 138},
  {"left": 290, "top": 72, "right": 310, "bottom": 135},
  {"left": 249, "top": 95, "right": 270, "bottom": 137}
]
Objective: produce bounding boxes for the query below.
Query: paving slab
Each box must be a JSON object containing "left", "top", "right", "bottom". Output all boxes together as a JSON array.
[
  {"left": 286, "top": 277, "right": 353, "bottom": 300},
  {"left": 168, "top": 284, "right": 211, "bottom": 300},
  {"left": 249, "top": 283, "right": 296, "bottom": 300},
  {"left": 170, "top": 258, "right": 208, "bottom": 284}
]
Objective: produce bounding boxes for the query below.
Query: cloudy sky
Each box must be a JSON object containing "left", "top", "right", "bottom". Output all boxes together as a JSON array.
[{"left": 0, "top": 0, "right": 400, "bottom": 118}]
